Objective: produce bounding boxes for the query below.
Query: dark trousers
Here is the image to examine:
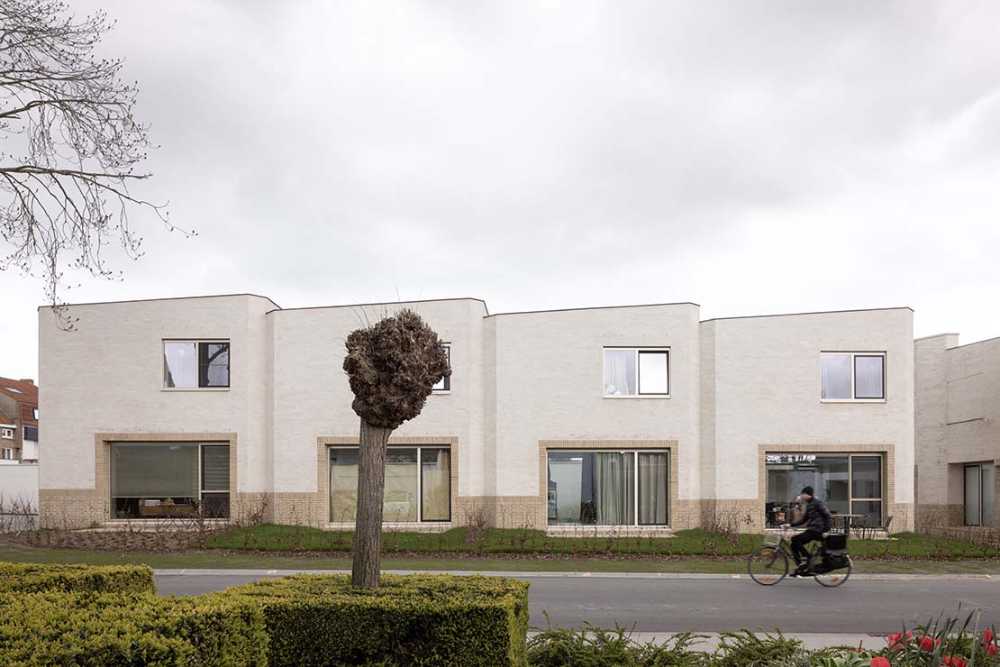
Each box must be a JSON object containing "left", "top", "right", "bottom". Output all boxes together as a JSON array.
[{"left": 790, "top": 529, "right": 823, "bottom": 566}]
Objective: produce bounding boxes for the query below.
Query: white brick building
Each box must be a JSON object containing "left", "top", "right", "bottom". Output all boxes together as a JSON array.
[
  {"left": 38, "top": 294, "right": 915, "bottom": 532},
  {"left": 915, "top": 334, "right": 1000, "bottom": 529}
]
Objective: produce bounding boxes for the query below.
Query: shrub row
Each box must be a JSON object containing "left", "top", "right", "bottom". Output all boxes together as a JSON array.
[
  {"left": 0, "top": 562, "right": 154, "bottom": 594},
  {"left": 215, "top": 574, "right": 529, "bottom": 667},
  {"left": 0, "top": 564, "right": 529, "bottom": 667},
  {"left": 0, "top": 591, "right": 267, "bottom": 666}
]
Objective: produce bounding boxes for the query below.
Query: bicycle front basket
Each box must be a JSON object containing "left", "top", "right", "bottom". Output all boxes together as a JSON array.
[{"left": 763, "top": 532, "right": 782, "bottom": 547}]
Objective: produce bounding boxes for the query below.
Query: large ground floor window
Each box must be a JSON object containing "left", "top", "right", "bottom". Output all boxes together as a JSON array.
[
  {"left": 964, "top": 463, "right": 996, "bottom": 527},
  {"left": 546, "top": 450, "right": 669, "bottom": 526},
  {"left": 111, "top": 442, "right": 230, "bottom": 519},
  {"left": 329, "top": 446, "right": 451, "bottom": 523},
  {"left": 765, "top": 453, "right": 883, "bottom": 528}
]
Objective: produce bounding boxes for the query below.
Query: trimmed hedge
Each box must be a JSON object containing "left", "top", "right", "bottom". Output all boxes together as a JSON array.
[
  {"left": 0, "top": 591, "right": 268, "bottom": 666},
  {"left": 218, "top": 574, "right": 529, "bottom": 667},
  {"left": 0, "top": 565, "right": 528, "bottom": 667},
  {"left": 0, "top": 562, "right": 154, "bottom": 594}
]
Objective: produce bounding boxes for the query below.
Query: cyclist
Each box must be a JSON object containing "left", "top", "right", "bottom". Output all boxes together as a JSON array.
[{"left": 782, "top": 486, "right": 833, "bottom": 576}]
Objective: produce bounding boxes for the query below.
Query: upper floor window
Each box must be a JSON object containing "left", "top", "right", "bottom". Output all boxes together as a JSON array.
[
  {"left": 432, "top": 344, "right": 451, "bottom": 393},
  {"left": 23, "top": 426, "right": 37, "bottom": 442},
  {"left": 163, "top": 340, "right": 230, "bottom": 389},
  {"left": 821, "top": 352, "right": 885, "bottom": 401},
  {"left": 0, "top": 427, "right": 12, "bottom": 440},
  {"left": 603, "top": 347, "right": 669, "bottom": 397},
  {"left": 32, "top": 408, "right": 38, "bottom": 420},
  {"left": 1, "top": 448, "right": 14, "bottom": 460}
]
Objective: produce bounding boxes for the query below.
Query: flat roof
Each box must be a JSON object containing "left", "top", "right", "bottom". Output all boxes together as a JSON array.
[
  {"left": 38, "top": 293, "right": 282, "bottom": 310},
  {"left": 267, "top": 297, "right": 488, "bottom": 315},
  {"left": 486, "top": 301, "right": 700, "bottom": 318},
  {"left": 700, "top": 306, "right": 913, "bottom": 324},
  {"left": 947, "top": 335, "right": 1000, "bottom": 351}
]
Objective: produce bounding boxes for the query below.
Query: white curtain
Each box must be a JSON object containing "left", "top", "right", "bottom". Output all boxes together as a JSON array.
[
  {"left": 604, "top": 350, "right": 636, "bottom": 395},
  {"left": 593, "top": 453, "right": 633, "bottom": 524},
  {"left": 638, "top": 453, "right": 668, "bottom": 525}
]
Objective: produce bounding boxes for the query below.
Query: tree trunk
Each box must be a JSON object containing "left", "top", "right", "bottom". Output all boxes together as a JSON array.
[{"left": 352, "top": 420, "right": 392, "bottom": 588}]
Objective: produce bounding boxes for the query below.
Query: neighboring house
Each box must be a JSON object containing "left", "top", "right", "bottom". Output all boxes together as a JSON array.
[
  {"left": 0, "top": 377, "right": 39, "bottom": 464},
  {"left": 915, "top": 334, "right": 1000, "bottom": 529},
  {"left": 37, "top": 294, "right": 915, "bottom": 533}
]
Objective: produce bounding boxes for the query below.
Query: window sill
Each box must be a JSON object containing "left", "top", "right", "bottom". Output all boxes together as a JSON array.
[
  {"left": 603, "top": 395, "right": 671, "bottom": 399},
  {"left": 161, "top": 387, "right": 231, "bottom": 392},
  {"left": 325, "top": 522, "right": 452, "bottom": 533},
  {"left": 820, "top": 398, "right": 886, "bottom": 404},
  {"left": 431, "top": 390, "right": 451, "bottom": 396}
]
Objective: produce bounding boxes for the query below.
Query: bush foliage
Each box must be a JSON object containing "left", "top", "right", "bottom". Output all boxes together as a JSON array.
[
  {"left": 0, "top": 562, "right": 154, "bottom": 594},
  {"left": 218, "top": 574, "right": 529, "bottom": 666},
  {"left": 0, "top": 563, "right": 528, "bottom": 667}
]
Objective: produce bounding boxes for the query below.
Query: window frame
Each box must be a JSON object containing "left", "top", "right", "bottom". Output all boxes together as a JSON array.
[
  {"left": 328, "top": 445, "right": 452, "bottom": 523},
  {"left": 820, "top": 351, "right": 886, "bottom": 403},
  {"left": 162, "top": 339, "right": 231, "bottom": 391},
  {"left": 602, "top": 347, "right": 670, "bottom": 398},
  {"left": 963, "top": 462, "right": 995, "bottom": 527},
  {"left": 0, "top": 448, "right": 14, "bottom": 459},
  {"left": 546, "top": 448, "right": 670, "bottom": 527},
  {"left": 109, "top": 441, "right": 230, "bottom": 519},
  {"left": 431, "top": 343, "right": 451, "bottom": 394},
  {"left": 764, "top": 452, "right": 885, "bottom": 527},
  {"left": 0, "top": 427, "right": 13, "bottom": 440},
  {"left": 23, "top": 425, "right": 37, "bottom": 442}
]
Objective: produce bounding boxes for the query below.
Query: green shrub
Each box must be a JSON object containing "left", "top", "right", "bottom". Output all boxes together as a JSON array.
[
  {"left": 0, "top": 591, "right": 268, "bottom": 666},
  {"left": 526, "top": 622, "right": 705, "bottom": 666},
  {"left": 0, "top": 561, "right": 154, "bottom": 594},
  {"left": 218, "top": 574, "right": 529, "bottom": 666}
]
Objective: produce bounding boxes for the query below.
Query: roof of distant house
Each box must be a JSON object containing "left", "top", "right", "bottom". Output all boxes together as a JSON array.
[{"left": 0, "top": 377, "right": 38, "bottom": 407}]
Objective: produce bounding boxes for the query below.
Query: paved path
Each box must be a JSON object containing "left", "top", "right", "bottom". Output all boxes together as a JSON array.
[{"left": 154, "top": 570, "right": 1000, "bottom": 634}]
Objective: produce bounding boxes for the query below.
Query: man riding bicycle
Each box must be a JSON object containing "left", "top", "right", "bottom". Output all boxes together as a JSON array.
[{"left": 782, "top": 486, "right": 833, "bottom": 577}]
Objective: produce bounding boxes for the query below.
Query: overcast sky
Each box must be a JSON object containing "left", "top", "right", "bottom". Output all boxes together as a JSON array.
[{"left": 2, "top": 1, "right": 1000, "bottom": 380}]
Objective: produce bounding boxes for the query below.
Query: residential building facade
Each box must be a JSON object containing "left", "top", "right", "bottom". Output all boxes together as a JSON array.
[
  {"left": 0, "top": 377, "right": 39, "bottom": 464},
  {"left": 37, "top": 294, "right": 915, "bottom": 533},
  {"left": 915, "top": 334, "right": 1000, "bottom": 529}
]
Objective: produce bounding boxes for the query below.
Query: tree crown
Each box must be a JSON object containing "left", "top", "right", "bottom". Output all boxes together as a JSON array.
[{"left": 343, "top": 309, "right": 450, "bottom": 430}]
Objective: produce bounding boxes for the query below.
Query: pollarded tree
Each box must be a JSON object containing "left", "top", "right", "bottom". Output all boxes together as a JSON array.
[{"left": 342, "top": 309, "right": 450, "bottom": 588}]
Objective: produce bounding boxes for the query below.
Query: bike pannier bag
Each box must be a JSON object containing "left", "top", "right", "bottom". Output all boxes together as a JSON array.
[{"left": 823, "top": 533, "right": 847, "bottom": 550}]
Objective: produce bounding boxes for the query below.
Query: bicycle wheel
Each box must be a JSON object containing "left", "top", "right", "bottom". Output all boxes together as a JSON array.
[
  {"left": 747, "top": 546, "right": 789, "bottom": 585},
  {"left": 815, "top": 556, "right": 852, "bottom": 588}
]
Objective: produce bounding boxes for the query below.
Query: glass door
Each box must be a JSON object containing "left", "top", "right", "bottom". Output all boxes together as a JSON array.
[{"left": 965, "top": 465, "right": 983, "bottom": 526}]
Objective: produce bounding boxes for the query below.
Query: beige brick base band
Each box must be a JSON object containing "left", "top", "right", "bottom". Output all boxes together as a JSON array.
[{"left": 915, "top": 503, "right": 963, "bottom": 530}]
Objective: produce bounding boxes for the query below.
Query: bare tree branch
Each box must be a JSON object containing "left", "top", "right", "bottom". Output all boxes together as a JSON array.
[{"left": 0, "top": 0, "right": 188, "bottom": 328}]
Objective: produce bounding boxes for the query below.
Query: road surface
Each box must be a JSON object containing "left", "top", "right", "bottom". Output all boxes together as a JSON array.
[{"left": 154, "top": 570, "right": 1000, "bottom": 633}]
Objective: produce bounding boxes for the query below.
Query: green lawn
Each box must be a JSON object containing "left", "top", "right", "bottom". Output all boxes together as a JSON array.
[
  {"left": 205, "top": 524, "right": 1000, "bottom": 560},
  {"left": 1, "top": 542, "right": 999, "bottom": 574}
]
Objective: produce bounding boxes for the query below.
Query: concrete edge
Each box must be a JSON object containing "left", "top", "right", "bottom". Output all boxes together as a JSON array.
[{"left": 151, "top": 568, "right": 996, "bottom": 581}]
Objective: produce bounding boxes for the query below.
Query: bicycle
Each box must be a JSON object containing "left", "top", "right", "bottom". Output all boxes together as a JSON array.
[{"left": 747, "top": 527, "right": 852, "bottom": 587}]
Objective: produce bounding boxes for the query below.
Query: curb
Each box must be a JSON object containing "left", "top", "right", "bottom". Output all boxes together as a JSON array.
[{"left": 152, "top": 568, "right": 997, "bottom": 581}]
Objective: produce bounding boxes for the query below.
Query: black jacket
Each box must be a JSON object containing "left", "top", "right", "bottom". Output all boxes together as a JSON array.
[{"left": 791, "top": 498, "right": 833, "bottom": 533}]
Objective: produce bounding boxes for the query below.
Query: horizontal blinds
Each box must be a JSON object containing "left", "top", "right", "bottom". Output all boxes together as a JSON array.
[
  {"left": 201, "top": 444, "right": 230, "bottom": 491},
  {"left": 111, "top": 443, "right": 198, "bottom": 498}
]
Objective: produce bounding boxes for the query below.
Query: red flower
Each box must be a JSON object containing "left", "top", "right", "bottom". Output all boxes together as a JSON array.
[
  {"left": 870, "top": 657, "right": 891, "bottom": 667},
  {"left": 886, "top": 631, "right": 912, "bottom": 650},
  {"left": 984, "top": 627, "right": 994, "bottom": 645},
  {"left": 918, "top": 635, "right": 940, "bottom": 652},
  {"left": 942, "top": 656, "right": 967, "bottom": 667},
  {"left": 986, "top": 642, "right": 998, "bottom": 657}
]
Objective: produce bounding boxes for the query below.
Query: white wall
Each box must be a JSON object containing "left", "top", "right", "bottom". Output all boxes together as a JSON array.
[
  {"left": 489, "top": 303, "right": 702, "bottom": 500},
  {"left": 0, "top": 463, "right": 38, "bottom": 510},
  {"left": 269, "top": 299, "right": 488, "bottom": 496},
  {"left": 38, "top": 294, "right": 275, "bottom": 493},
  {"left": 705, "top": 308, "right": 915, "bottom": 514}
]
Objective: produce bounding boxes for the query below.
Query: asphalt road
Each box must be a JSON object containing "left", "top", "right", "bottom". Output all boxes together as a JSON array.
[{"left": 155, "top": 571, "right": 1000, "bottom": 633}]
